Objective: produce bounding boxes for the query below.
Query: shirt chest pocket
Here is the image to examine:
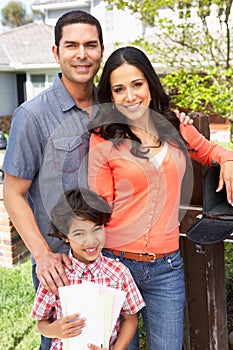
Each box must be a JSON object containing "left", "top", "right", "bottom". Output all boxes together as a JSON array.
[{"left": 52, "top": 135, "right": 87, "bottom": 174}]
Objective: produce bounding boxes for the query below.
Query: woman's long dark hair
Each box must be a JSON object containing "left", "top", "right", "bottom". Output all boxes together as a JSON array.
[{"left": 88, "top": 46, "right": 187, "bottom": 158}]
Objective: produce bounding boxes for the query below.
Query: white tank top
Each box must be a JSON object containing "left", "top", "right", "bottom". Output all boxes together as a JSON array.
[{"left": 149, "top": 141, "right": 168, "bottom": 168}]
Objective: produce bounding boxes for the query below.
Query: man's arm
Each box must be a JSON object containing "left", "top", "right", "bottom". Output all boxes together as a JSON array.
[{"left": 3, "top": 172, "right": 72, "bottom": 294}]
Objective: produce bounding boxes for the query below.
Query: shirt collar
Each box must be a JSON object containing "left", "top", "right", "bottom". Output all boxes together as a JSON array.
[
  {"left": 68, "top": 250, "right": 103, "bottom": 278},
  {"left": 53, "top": 73, "right": 98, "bottom": 114}
]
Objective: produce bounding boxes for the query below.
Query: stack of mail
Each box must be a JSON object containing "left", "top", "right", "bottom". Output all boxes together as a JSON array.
[{"left": 59, "top": 281, "right": 127, "bottom": 349}]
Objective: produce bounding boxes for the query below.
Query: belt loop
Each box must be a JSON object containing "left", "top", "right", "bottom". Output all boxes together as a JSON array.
[{"left": 120, "top": 251, "right": 124, "bottom": 259}]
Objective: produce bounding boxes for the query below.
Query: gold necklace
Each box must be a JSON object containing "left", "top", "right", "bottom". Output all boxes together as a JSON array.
[{"left": 142, "top": 140, "right": 162, "bottom": 149}]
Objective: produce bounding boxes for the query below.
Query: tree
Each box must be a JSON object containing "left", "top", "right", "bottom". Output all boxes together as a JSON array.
[
  {"left": 1, "top": 1, "right": 33, "bottom": 28},
  {"left": 161, "top": 67, "right": 233, "bottom": 118},
  {"left": 104, "top": 0, "right": 233, "bottom": 131},
  {"left": 104, "top": 0, "right": 233, "bottom": 71}
]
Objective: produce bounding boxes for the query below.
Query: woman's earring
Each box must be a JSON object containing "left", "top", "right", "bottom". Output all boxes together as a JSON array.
[{"left": 112, "top": 103, "right": 115, "bottom": 110}]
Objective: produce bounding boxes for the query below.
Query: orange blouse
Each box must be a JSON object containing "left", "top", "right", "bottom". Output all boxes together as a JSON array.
[{"left": 88, "top": 124, "right": 233, "bottom": 253}]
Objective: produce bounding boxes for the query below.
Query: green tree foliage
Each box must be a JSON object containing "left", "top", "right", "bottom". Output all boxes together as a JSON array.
[
  {"left": 2, "top": 1, "right": 25, "bottom": 27},
  {"left": 1, "top": 1, "right": 33, "bottom": 28},
  {"left": 105, "top": 0, "right": 168, "bottom": 25},
  {"left": 105, "top": 0, "right": 233, "bottom": 70},
  {"left": 161, "top": 67, "right": 233, "bottom": 118},
  {"left": 105, "top": 1, "right": 233, "bottom": 126}
]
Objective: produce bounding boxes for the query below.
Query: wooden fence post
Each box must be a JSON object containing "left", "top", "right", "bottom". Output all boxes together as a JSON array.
[{"left": 179, "top": 113, "right": 228, "bottom": 349}]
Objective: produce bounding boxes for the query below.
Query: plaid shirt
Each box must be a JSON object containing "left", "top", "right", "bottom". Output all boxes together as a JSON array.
[{"left": 31, "top": 251, "right": 145, "bottom": 349}]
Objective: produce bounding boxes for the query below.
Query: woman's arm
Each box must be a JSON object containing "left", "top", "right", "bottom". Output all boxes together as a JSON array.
[
  {"left": 180, "top": 123, "right": 233, "bottom": 204},
  {"left": 215, "top": 161, "right": 233, "bottom": 205}
]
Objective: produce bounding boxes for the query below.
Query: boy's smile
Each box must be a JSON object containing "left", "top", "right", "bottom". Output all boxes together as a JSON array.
[{"left": 66, "top": 218, "right": 105, "bottom": 264}]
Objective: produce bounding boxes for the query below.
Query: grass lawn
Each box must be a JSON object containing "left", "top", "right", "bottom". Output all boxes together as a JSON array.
[
  {"left": 213, "top": 140, "right": 233, "bottom": 151},
  {"left": 1, "top": 248, "right": 232, "bottom": 350},
  {"left": 0, "top": 258, "right": 40, "bottom": 350},
  {"left": 1, "top": 247, "right": 233, "bottom": 350},
  {"left": 0, "top": 258, "right": 148, "bottom": 350}
]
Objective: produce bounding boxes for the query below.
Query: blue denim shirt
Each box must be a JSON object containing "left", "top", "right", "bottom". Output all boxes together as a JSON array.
[{"left": 2, "top": 74, "right": 98, "bottom": 263}]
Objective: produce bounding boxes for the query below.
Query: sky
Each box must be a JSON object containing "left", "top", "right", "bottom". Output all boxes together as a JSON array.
[{"left": 0, "top": 0, "right": 35, "bottom": 32}]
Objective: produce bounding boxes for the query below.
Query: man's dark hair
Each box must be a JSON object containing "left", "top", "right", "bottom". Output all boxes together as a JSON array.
[
  {"left": 54, "top": 10, "right": 103, "bottom": 47},
  {"left": 50, "top": 188, "right": 112, "bottom": 240}
]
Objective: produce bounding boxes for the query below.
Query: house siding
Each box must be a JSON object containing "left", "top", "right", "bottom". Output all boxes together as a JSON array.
[{"left": 0, "top": 73, "right": 17, "bottom": 117}]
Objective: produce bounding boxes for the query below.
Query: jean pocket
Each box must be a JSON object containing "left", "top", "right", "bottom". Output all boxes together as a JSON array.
[
  {"left": 52, "top": 136, "right": 84, "bottom": 173},
  {"left": 166, "top": 251, "right": 183, "bottom": 270}
]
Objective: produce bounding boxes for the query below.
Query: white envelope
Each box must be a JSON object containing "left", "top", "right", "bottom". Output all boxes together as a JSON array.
[{"left": 59, "top": 281, "right": 126, "bottom": 349}]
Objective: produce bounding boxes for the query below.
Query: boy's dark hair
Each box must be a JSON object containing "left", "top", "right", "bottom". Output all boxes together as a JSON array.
[
  {"left": 54, "top": 10, "right": 103, "bottom": 48},
  {"left": 50, "top": 188, "right": 112, "bottom": 240}
]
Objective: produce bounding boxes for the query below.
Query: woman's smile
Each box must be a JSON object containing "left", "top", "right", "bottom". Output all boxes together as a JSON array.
[{"left": 110, "top": 63, "right": 151, "bottom": 122}]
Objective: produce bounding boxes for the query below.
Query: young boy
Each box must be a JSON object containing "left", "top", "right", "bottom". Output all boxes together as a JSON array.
[{"left": 31, "top": 188, "right": 145, "bottom": 350}]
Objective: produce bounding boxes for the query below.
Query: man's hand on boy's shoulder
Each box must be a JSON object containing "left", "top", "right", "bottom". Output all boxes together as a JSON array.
[{"left": 36, "top": 252, "right": 72, "bottom": 295}]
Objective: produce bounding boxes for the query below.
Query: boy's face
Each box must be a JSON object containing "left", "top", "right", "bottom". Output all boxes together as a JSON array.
[{"left": 66, "top": 217, "right": 105, "bottom": 264}]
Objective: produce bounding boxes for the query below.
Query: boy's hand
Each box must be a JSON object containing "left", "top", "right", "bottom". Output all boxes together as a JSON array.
[
  {"left": 48, "top": 313, "right": 86, "bottom": 339},
  {"left": 88, "top": 344, "right": 108, "bottom": 350}
]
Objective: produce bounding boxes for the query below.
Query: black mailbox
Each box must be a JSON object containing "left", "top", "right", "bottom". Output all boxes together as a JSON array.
[{"left": 186, "top": 162, "right": 233, "bottom": 244}]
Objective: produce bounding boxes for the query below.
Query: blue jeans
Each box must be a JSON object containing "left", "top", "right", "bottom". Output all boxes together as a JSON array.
[
  {"left": 102, "top": 249, "right": 185, "bottom": 350},
  {"left": 32, "top": 264, "right": 52, "bottom": 350}
]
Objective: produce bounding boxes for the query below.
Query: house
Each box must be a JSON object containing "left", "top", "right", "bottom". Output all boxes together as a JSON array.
[
  {"left": 0, "top": 0, "right": 143, "bottom": 119},
  {"left": 0, "top": 21, "right": 57, "bottom": 116},
  {"left": 0, "top": 1, "right": 227, "bottom": 124}
]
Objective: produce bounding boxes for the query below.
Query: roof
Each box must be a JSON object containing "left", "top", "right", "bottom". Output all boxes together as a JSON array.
[
  {"left": 34, "top": 0, "right": 87, "bottom": 4},
  {"left": 0, "top": 21, "right": 56, "bottom": 69},
  {"left": 32, "top": 0, "right": 90, "bottom": 10}
]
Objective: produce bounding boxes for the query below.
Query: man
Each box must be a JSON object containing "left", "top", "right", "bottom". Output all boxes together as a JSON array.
[{"left": 2, "top": 10, "right": 104, "bottom": 349}]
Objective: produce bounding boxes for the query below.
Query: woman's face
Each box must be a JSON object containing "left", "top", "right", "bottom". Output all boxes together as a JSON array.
[{"left": 110, "top": 63, "right": 151, "bottom": 122}]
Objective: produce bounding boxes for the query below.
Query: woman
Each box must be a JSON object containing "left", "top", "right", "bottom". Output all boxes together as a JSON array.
[{"left": 87, "top": 46, "right": 233, "bottom": 350}]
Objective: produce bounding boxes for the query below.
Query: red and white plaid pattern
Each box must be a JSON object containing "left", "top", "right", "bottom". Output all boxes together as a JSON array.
[{"left": 31, "top": 251, "right": 145, "bottom": 349}]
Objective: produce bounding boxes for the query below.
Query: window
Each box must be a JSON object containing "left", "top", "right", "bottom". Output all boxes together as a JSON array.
[
  {"left": 105, "top": 6, "right": 114, "bottom": 33},
  {"left": 30, "top": 74, "right": 56, "bottom": 97},
  {"left": 31, "top": 74, "right": 45, "bottom": 96}
]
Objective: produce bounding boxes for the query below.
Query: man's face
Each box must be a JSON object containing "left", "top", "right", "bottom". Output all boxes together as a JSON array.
[{"left": 53, "top": 23, "right": 104, "bottom": 87}]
